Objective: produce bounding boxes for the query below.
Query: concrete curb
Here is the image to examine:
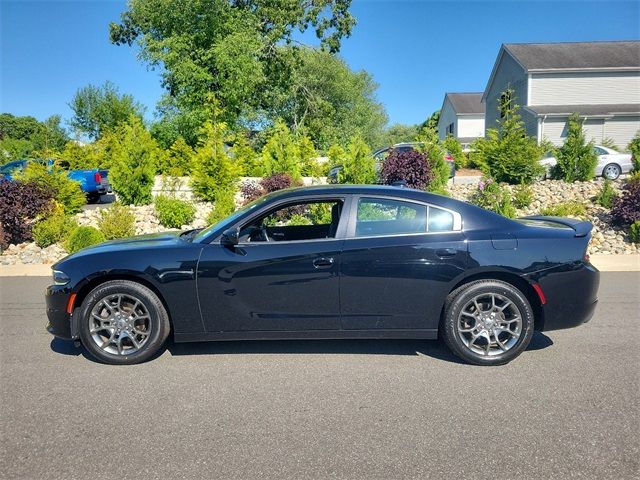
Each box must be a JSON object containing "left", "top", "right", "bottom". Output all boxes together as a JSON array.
[{"left": 0, "top": 254, "right": 638, "bottom": 277}]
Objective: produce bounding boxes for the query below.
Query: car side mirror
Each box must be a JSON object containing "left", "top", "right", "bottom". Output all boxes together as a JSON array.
[{"left": 221, "top": 228, "right": 239, "bottom": 247}]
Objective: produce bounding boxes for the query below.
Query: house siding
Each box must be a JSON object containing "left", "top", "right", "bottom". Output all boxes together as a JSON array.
[
  {"left": 484, "top": 51, "right": 528, "bottom": 133},
  {"left": 530, "top": 72, "right": 640, "bottom": 105},
  {"left": 540, "top": 116, "right": 639, "bottom": 147},
  {"left": 438, "top": 97, "right": 457, "bottom": 140},
  {"left": 604, "top": 117, "right": 640, "bottom": 148},
  {"left": 457, "top": 116, "right": 485, "bottom": 138}
]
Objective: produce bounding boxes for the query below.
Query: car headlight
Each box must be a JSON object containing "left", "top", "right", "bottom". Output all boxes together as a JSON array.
[{"left": 52, "top": 270, "right": 70, "bottom": 285}]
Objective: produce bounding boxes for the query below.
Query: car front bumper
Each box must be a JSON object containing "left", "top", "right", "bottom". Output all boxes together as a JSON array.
[{"left": 45, "top": 284, "right": 76, "bottom": 340}]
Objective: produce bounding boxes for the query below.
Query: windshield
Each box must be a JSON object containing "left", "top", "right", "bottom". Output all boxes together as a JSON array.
[{"left": 192, "top": 193, "right": 273, "bottom": 242}]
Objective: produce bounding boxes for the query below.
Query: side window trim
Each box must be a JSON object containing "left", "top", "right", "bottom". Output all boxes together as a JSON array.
[
  {"left": 234, "top": 195, "right": 352, "bottom": 245},
  {"left": 345, "top": 195, "right": 462, "bottom": 239}
]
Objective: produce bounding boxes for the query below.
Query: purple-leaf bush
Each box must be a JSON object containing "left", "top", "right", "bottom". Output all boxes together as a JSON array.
[
  {"left": 379, "top": 149, "right": 434, "bottom": 190},
  {"left": 611, "top": 176, "right": 640, "bottom": 226},
  {"left": 0, "top": 180, "right": 53, "bottom": 248},
  {"left": 260, "top": 173, "right": 293, "bottom": 193}
]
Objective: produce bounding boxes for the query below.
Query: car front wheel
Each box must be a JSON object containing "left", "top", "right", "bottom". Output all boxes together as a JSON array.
[
  {"left": 602, "top": 163, "right": 621, "bottom": 180},
  {"left": 78, "top": 280, "right": 170, "bottom": 365},
  {"left": 440, "top": 280, "right": 535, "bottom": 366}
]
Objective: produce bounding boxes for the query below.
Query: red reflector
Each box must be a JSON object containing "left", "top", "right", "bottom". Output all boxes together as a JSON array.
[
  {"left": 532, "top": 283, "right": 546, "bottom": 305},
  {"left": 94, "top": 172, "right": 102, "bottom": 183},
  {"left": 66, "top": 293, "right": 77, "bottom": 314}
]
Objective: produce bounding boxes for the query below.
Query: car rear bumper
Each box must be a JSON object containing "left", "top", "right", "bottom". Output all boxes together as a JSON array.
[
  {"left": 535, "top": 261, "right": 600, "bottom": 331},
  {"left": 45, "top": 285, "right": 75, "bottom": 340}
]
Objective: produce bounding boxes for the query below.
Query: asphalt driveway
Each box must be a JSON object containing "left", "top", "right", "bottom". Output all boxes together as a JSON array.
[{"left": 0, "top": 273, "right": 638, "bottom": 479}]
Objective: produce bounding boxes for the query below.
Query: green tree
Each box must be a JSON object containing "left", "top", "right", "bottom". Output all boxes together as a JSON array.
[
  {"left": 157, "top": 136, "right": 194, "bottom": 176},
  {"left": 380, "top": 123, "right": 420, "bottom": 147},
  {"left": 231, "top": 133, "right": 261, "bottom": 177},
  {"left": 337, "top": 136, "right": 375, "bottom": 184},
  {"left": 0, "top": 113, "right": 68, "bottom": 159},
  {"left": 274, "top": 48, "right": 387, "bottom": 149},
  {"left": 415, "top": 127, "right": 449, "bottom": 192},
  {"left": 472, "top": 89, "right": 544, "bottom": 184},
  {"left": 260, "top": 120, "right": 302, "bottom": 179},
  {"left": 108, "top": 116, "right": 159, "bottom": 205},
  {"left": 628, "top": 131, "right": 640, "bottom": 171},
  {"left": 297, "top": 134, "right": 322, "bottom": 177},
  {"left": 553, "top": 113, "right": 598, "bottom": 182},
  {"left": 69, "top": 81, "right": 145, "bottom": 139},
  {"left": 420, "top": 110, "right": 440, "bottom": 131},
  {"left": 191, "top": 121, "right": 241, "bottom": 202},
  {"left": 110, "top": 0, "right": 355, "bottom": 131},
  {"left": 442, "top": 135, "right": 465, "bottom": 169}
]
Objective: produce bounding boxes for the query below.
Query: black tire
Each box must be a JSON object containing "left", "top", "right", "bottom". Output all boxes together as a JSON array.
[
  {"left": 440, "top": 280, "right": 535, "bottom": 366},
  {"left": 602, "top": 163, "right": 621, "bottom": 180},
  {"left": 86, "top": 192, "right": 101, "bottom": 204},
  {"left": 78, "top": 280, "right": 170, "bottom": 365}
]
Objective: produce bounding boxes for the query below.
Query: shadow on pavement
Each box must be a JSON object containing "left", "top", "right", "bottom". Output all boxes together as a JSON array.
[{"left": 50, "top": 332, "right": 553, "bottom": 365}]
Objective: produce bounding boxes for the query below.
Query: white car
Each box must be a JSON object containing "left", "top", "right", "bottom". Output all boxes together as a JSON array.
[{"left": 539, "top": 145, "right": 634, "bottom": 180}]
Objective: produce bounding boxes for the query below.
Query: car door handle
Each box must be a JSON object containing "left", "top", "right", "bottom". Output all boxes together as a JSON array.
[
  {"left": 436, "top": 248, "right": 457, "bottom": 258},
  {"left": 313, "top": 257, "right": 334, "bottom": 268}
]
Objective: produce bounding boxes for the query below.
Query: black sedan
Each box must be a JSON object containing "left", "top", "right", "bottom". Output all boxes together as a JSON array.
[{"left": 46, "top": 185, "right": 599, "bottom": 366}]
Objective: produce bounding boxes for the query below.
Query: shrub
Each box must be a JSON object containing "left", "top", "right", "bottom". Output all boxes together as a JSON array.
[
  {"left": 472, "top": 89, "right": 545, "bottom": 184},
  {"left": 380, "top": 149, "right": 434, "bottom": 190},
  {"left": 16, "top": 162, "right": 86, "bottom": 214},
  {"left": 0, "top": 180, "right": 53, "bottom": 246},
  {"left": 32, "top": 215, "right": 78, "bottom": 248},
  {"left": 154, "top": 195, "right": 196, "bottom": 228},
  {"left": 443, "top": 135, "right": 466, "bottom": 169},
  {"left": 108, "top": 116, "right": 159, "bottom": 205},
  {"left": 191, "top": 121, "right": 241, "bottom": 202},
  {"left": 65, "top": 226, "right": 105, "bottom": 253},
  {"left": 415, "top": 127, "right": 449, "bottom": 191},
  {"left": 260, "top": 120, "right": 303, "bottom": 180},
  {"left": 553, "top": 113, "right": 598, "bottom": 182},
  {"left": 513, "top": 184, "right": 533, "bottom": 209},
  {"left": 98, "top": 202, "right": 136, "bottom": 239},
  {"left": 240, "top": 180, "right": 264, "bottom": 203},
  {"left": 337, "top": 136, "right": 375, "bottom": 184},
  {"left": 540, "top": 201, "right": 587, "bottom": 219},
  {"left": 629, "top": 221, "right": 640, "bottom": 244},
  {"left": 0, "top": 223, "right": 5, "bottom": 251},
  {"left": 628, "top": 132, "right": 640, "bottom": 172},
  {"left": 206, "top": 188, "right": 236, "bottom": 225},
  {"left": 611, "top": 177, "right": 640, "bottom": 226},
  {"left": 157, "top": 136, "right": 193, "bottom": 176},
  {"left": 595, "top": 179, "right": 618, "bottom": 209},
  {"left": 260, "top": 173, "right": 293, "bottom": 193},
  {"left": 469, "top": 178, "right": 516, "bottom": 218}
]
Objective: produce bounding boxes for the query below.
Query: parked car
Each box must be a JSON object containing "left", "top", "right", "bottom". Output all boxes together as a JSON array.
[
  {"left": 328, "top": 142, "right": 456, "bottom": 184},
  {"left": 539, "top": 145, "right": 634, "bottom": 180},
  {"left": 0, "top": 159, "right": 111, "bottom": 203},
  {"left": 46, "top": 184, "right": 599, "bottom": 366}
]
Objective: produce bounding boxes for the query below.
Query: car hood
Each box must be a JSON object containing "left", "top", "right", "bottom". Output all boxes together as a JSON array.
[{"left": 54, "top": 231, "right": 185, "bottom": 267}]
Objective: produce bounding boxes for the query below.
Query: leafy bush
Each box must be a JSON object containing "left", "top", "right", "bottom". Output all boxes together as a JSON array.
[
  {"left": 154, "top": 195, "right": 196, "bottom": 228},
  {"left": 261, "top": 173, "right": 293, "bottom": 193},
  {"left": 157, "top": 136, "right": 193, "bottom": 176},
  {"left": 65, "top": 226, "right": 105, "bottom": 253},
  {"left": 32, "top": 215, "right": 78, "bottom": 248},
  {"left": 16, "top": 162, "right": 86, "bottom": 214},
  {"left": 629, "top": 221, "right": 640, "bottom": 244},
  {"left": 443, "top": 135, "right": 466, "bottom": 169},
  {"left": 0, "top": 180, "right": 53, "bottom": 246},
  {"left": 611, "top": 177, "right": 640, "bottom": 226},
  {"left": 108, "top": 116, "right": 159, "bottom": 205},
  {"left": 337, "top": 136, "right": 375, "bottom": 184},
  {"left": 0, "top": 223, "right": 5, "bottom": 251},
  {"left": 628, "top": 132, "right": 640, "bottom": 172},
  {"left": 240, "top": 180, "right": 263, "bottom": 203},
  {"left": 380, "top": 149, "right": 434, "bottom": 190},
  {"left": 513, "top": 184, "right": 533, "bottom": 209},
  {"left": 191, "top": 121, "right": 241, "bottom": 202},
  {"left": 206, "top": 188, "right": 236, "bottom": 225},
  {"left": 595, "top": 179, "right": 618, "bottom": 209},
  {"left": 415, "top": 127, "right": 449, "bottom": 191},
  {"left": 232, "top": 133, "right": 261, "bottom": 176},
  {"left": 553, "top": 113, "right": 598, "bottom": 182},
  {"left": 98, "top": 202, "right": 136, "bottom": 239},
  {"left": 469, "top": 178, "right": 516, "bottom": 218},
  {"left": 540, "top": 201, "right": 587, "bottom": 219},
  {"left": 260, "top": 120, "right": 303, "bottom": 179},
  {"left": 472, "top": 89, "right": 544, "bottom": 184}
]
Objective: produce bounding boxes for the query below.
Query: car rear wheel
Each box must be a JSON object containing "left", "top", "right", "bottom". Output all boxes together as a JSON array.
[
  {"left": 78, "top": 280, "right": 170, "bottom": 365},
  {"left": 440, "top": 280, "right": 535, "bottom": 366},
  {"left": 86, "top": 192, "right": 101, "bottom": 204},
  {"left": 602, "top": 163, "right": 621, "bottom": 180}
]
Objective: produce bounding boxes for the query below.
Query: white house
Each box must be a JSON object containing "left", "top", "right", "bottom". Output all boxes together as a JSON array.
[
  {"left": 482, "top": 41, "right": 640, "bottom": 148},
  {"left": 438, "top": 92, "right": 485, "bottom": 151}
]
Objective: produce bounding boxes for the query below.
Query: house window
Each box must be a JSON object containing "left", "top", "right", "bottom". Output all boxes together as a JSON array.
[
  {"left": 446, "top": 123, "right": 454, "bottom": 135},
  {"left": 499, "top": 90, "right": 513, "bottom": 118}
]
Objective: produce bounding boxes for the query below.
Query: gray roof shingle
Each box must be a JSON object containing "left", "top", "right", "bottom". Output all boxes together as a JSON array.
[
  {"left": 504, "top": 41, "right": 640, "bottom": 71},
  {"left": 446, "top": 93, "right": 485, "bottom": 114}
]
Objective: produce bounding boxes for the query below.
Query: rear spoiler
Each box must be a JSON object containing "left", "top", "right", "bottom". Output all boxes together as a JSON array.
[{"left": 520, "top": 216, "right": 593, "bottom": 237}]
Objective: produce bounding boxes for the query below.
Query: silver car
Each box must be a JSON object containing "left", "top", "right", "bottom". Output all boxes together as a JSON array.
[{"left": 540, "top": 145, "right": 634, "bottom": 180}]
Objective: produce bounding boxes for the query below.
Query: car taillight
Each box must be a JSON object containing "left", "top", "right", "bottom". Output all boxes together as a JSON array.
[
  {"left": 584, "top": 253, "right": 590, "bottom": 263},
  {"left": 444, "top": 153, "right": 453, "bottom": 161},
  {"left": 94, "top": 172, "right": 102, "bottom": 183}
]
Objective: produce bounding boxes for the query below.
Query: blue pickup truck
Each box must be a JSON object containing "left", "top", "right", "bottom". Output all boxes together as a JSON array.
[{"left": 0, "top": 159, "right": 111, "bottom": 203}]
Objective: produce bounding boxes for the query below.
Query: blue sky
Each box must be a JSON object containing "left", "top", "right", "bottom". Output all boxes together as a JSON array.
[{"left": 1, "top": 0, "right": 639, "bottom": 127}]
